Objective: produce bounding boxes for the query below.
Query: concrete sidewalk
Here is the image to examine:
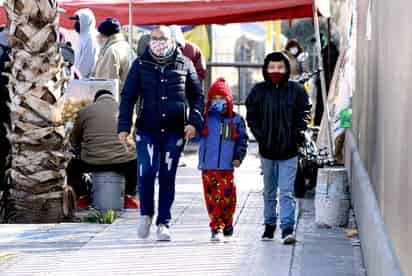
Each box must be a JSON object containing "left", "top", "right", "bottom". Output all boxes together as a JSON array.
[{"left": 0, "top": 145, "right": 365, "bottom": 276}]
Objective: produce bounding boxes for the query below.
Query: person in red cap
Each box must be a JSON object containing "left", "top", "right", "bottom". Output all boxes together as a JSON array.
[{"left": 197, "top": 77, "right": 248, "bottom": 241}]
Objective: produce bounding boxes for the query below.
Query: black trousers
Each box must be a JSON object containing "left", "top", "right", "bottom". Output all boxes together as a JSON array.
[{"left": 67, "top": 159, "right": 138, "bottom": 198}]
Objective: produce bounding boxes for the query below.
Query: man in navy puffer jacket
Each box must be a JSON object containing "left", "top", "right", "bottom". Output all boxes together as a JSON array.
[{"left": 118, "top": 26, "right": 204, "bottom": 241}]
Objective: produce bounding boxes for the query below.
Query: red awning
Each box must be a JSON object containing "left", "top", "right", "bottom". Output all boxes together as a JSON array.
[
  {"left": 0, "top": 0, "right": 329, "bottom": 28},
  {"left": 0, "top": 2, "right": 5, "bottom": 26}
]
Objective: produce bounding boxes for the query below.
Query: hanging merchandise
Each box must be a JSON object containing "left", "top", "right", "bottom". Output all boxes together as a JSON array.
[
  {"left": 183, "top": 25, "right": 210, "bottom": 61},
  {"left": 317, "top": 0, "right": 357, "bottom": 157},
  {"left": 366, "top": 0, "right": 372, "bottom": 41},
  {"left": 339, "top": 107, "right": 352, "bottom": 129}
]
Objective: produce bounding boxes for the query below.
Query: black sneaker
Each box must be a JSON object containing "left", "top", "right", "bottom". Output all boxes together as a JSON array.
[
  {"left": 281, "top": 228, "right": 296, "bottom": 245},
  {"left": 261, "top": 224, "right": 276, "bottom": 240},
  {"left": 223, "top": 225, "right": 234, "bottom": 237}
]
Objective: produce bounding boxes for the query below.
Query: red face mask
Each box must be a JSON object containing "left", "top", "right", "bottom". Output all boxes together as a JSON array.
[{"left": 268, "top": 72, "right": 287, "bottom": 85}]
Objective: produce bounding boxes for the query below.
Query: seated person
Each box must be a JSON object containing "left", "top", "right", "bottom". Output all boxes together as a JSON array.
[{"left": 67, "top": 90, "right": 139, "bottom": 209}]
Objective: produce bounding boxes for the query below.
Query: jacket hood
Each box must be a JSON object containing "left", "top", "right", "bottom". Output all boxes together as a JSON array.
[
  {"left": 170, "top": 25, "right": 186, "bottom": 48},
  {"left": 262, "top": 51, "right": 291, "bottom": 83},
  {"left": 76, "top": 9, "right": 96, "bottom": 34},
  {"left": 102, "top": 33, "right": 126, "bottom": 51}
]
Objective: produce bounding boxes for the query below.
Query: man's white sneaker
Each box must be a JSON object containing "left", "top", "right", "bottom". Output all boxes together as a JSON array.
[
  {"left": 156, "top": 224, "right": 171, "bottom": 241},
  {"left": 137, "top": 215, "right": 152, "bottom": 239},
  {"left": 281, "top": 228, "right": 296, "bottom": 245},
  {"left": 282, "top": 234, "right": 296, "bottom": 245}
]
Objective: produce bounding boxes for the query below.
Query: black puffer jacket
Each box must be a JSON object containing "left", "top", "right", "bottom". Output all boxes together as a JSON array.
[
  {"left": 118, "top": 48, "right": 204, "bottom": 135},
  {"left": 246, "top": 52, "right": 311, "bottom": 160}
]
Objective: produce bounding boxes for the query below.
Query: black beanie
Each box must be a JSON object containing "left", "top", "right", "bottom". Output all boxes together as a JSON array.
[
  {"left": 98, "top": 18, "right": 121, "bottom": 37},
  {"left": 94, "top": 90, "right": 113, "bottom": 102}
]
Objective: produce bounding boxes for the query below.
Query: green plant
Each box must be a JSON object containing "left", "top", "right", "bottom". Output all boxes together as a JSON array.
[
  {"left": 0, "top": 253, "right": 16, "bottom": 264},
  {"left": 80, "top": 209, "right": 116, "bottom": 224}
]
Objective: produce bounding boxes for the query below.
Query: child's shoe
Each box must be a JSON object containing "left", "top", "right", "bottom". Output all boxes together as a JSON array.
[
  {"left": 223, "top": 225, "right": 234, "bottom": 237},
  {"left": 210, "top": 230, "right": 224, "bottom": 241}
]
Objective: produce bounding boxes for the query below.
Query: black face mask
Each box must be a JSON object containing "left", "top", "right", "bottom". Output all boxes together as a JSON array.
[{"left": 74, "top": 22, "right": 81, "bottom": 33}]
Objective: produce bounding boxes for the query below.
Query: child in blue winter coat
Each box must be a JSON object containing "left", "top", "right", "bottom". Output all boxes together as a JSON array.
[{"left": 198, "top": 77, "right": 248, "bottom": 241}]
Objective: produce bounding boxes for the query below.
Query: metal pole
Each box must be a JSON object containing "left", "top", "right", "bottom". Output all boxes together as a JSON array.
[
  {"left": 205, "top": 24, "right": 213, "bottom": 92},
  {"left": 327, "top": 18, "right": 331, "bottom": 82},
  {"left": 129, "top": 0, "right": 133, "bottom": 63},
  {"left": 313, "top": 0, "right": 335, "bottom": 160},
  {"left": 238, "top": 67, "right": 241, "bottom": 113}
]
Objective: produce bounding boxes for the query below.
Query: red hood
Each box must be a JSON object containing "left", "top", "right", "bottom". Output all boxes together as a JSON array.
[
  {"left": 206, "top": 77, "right": 234, "bottom": 118},
  {"left": 202, "top": 77, "right": 239, "bottom": 139}
]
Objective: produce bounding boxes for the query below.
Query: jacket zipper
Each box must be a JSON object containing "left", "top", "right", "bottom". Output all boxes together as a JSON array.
[
  {"left": 203, "top": 140, "right": 207, "bottom": 164},
  {"left": 137, "top": 98, "right": 144, "bottom": 118},
  {"left": 217, "top": 119, "right": 223, "bottom": 169}
]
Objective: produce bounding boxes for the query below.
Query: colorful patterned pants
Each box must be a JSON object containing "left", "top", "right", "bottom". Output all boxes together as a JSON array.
[{"left": 202, "top": 170, "right": 237, "bottom": 231}]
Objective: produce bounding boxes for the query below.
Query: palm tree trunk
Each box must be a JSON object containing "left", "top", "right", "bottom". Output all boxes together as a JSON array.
[{"left": 3, "top": 0, "right": 74, "bottom": 223}]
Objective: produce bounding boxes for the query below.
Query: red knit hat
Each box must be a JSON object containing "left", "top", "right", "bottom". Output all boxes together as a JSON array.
[{"left": 201, "top": 77, "right": 239, "bottom": 139}]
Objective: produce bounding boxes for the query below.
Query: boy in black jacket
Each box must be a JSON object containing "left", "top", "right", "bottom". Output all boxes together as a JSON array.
[{"left": 246, "top": 52, "right": 311, "bottom": 244}]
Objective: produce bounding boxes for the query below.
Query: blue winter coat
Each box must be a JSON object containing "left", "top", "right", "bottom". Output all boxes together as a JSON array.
[
  {"left": 118, "top": 48, "right": 204, "bottom": 135},
  {"left": 198, "top": 112, "right": 248, "bottom": 171}
]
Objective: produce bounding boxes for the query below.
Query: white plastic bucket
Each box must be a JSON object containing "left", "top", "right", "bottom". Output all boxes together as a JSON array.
[
  {"left": 315, "top": 167, "right": 350, "bottom": 227},
  {"left": 91, "top": 171, "right": 125, "bottom": 210}
]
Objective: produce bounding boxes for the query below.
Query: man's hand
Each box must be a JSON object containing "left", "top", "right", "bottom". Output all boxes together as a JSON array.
[
  {"left": 118, "top": 132, "right": 129, "bottom": 144},
  {"left": 184, "top": 125, "right": 196, "bottom": 140},
  {"left": 232, "top": 160, "right": 241, "bottom": 168}
]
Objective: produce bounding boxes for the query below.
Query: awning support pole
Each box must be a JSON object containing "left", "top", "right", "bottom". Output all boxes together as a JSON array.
[{"left": 313, "top": 0, "right": 335, "bottom": 160}]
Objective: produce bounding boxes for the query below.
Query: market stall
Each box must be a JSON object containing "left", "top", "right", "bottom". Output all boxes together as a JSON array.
[{"left": 1, "top": 0, "right": 330, "bottom": 27}]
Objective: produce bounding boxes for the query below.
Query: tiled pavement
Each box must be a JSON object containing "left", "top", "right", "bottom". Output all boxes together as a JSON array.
[{"left": 0, "top": 144, "right": 365, "bottom": 276}]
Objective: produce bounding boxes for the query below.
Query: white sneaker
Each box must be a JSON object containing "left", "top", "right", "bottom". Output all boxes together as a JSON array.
[
  {"left": 281, "top": 228, "right": 296, "bottom": 245},
  {"left": 156, "top": 224, "right": 171, "bottom": 241},
  {"left": 282, "top": 234, "right": 296, "bottom": 245},
  {"left": 210, "top": 230, "right": 224, "bottom": 242},
  {"left": 137, "top": 215, "right": 152, "bottom": 239}
]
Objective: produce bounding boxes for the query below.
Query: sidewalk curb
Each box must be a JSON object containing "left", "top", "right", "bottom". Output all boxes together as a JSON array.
[{"left": 345, "top": 130, "right": 403, "bottom": 276}]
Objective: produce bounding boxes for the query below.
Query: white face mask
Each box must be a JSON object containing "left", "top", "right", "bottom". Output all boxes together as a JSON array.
[
  {"left": 289, "top": 47, "right": 299, "bottom": 56},
  {"left": 150, "top": 39, "right": 174, "bottom": 57}
]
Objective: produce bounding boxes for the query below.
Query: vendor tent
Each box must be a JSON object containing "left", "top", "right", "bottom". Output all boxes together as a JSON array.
[{"left": 1, "top": 0, "right": 330, "bottom": 28}]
